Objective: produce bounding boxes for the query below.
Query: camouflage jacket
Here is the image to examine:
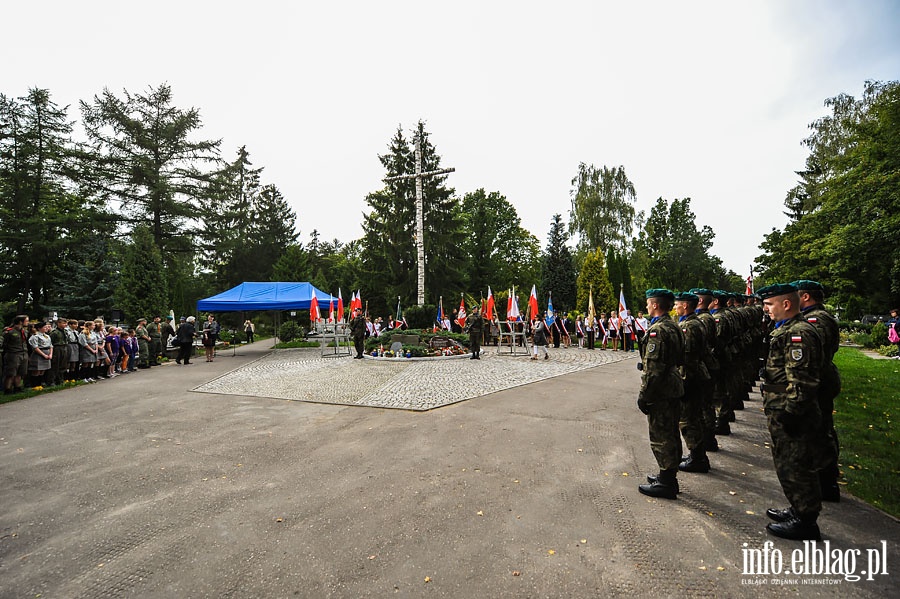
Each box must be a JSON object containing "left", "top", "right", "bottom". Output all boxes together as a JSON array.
[
  {"left": 802, "top": 304, "right": 841, "bottom": 400},
  {"left": 639, "top": 313, "right": 684, "bottom": 399},
  {"left": 464, "top": 313, "right": 484, "bottom": 335},
  {"left": 762, "top": 315, "right": 823, "bottom": 415},
  {"left": 695, "top": 309, "right": 719, "bottom": 373},
  {"left": 679, "top": 314, "right": 711, "bottom": 382}
]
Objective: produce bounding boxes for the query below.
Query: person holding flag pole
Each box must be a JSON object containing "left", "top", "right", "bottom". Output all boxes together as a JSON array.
[{"left": 586, "top": 287, "right": 596, "bottom": 350}]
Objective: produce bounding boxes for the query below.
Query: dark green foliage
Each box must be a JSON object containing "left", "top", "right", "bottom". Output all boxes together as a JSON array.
[
  {"left": 80, "top": 83, "right": 220, "bottom": 266},
  {"left": 50, "top": 235, "right": 121, "bottom": 320},
  {"left": 116, "top": 225, "right": 168, "bottom": 321},
  {"left": 756, "top": 80, "right": 900, "bottom": 315},
  {"left": 367, "top": 328, "right": 469, "bottom": 351},
  {"left": 460, "top": 188, "right": 541, "bottom": 294},
  {"left": 360, "top": 122, "right": 465, "bottom": 307},
  {"left": 539, "top": 214, "right": 577, "bottom": 312},
  {"left": 633, "top": 197, "right": 723, "bottom": 292},
  {"left": 568, "top": 163, "right": 637, "bottom": 253},
  {"left": 278, "top": 320, "right": 303, "bottom": 343},
  {"left": 0, "top": 89, "right": 104, "bottom": 315},
  {"left": 199, "top": 147, "right": 296, "bottom": 288},
  {"left": 402, "top": 304, "right": 437, "bottom": 329},
  {"left": 576, "top": 248, "right": 614, "bottom": 316}
]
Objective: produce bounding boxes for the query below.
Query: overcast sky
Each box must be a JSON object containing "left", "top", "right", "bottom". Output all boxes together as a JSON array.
[{"left": 6, "top": 1, "right": 900, "bottom": 278}]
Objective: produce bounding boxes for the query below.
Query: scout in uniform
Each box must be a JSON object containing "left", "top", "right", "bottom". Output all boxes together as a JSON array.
[
  {"left": 49, "top": 318, "right": 70, "bottom": 386},
  {"left": 147, "top": 316, "right": 163, "bottom": 366},
  {"left": 135, "top": 318, "right": 151, "bottom": 368}
]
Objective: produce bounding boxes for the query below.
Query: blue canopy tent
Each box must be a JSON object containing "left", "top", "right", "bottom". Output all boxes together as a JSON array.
[{"left": 197, "top": 282, "right": 338, "bottom": 312}]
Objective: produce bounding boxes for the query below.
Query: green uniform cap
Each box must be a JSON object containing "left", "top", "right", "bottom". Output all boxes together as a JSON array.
[
  {"left": 789, "top": 279, "right": 824, "bottom": 292},
  {"left": 166, "top": 315, "right": 174, "bottom": 320},
  {"left": 756, "top": 283, "right": 798, "bottom": 299},
  {"left": 645, "top": 288, "right": 675, "bottom": 302},
  {"left": 689, "top": 287, "right": 713, "bottom": 296},
  {"left": 711, "top": 290, "right": 731, "bottom": 302},
  {"left": 137, "top": 317, "right": 147, "bottom": 323},
  {"left": 674, "top": 292, "right": 699, "bottom": 303}
]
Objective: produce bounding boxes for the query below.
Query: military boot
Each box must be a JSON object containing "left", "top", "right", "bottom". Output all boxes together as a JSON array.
[
  {"left": 679, "top": 448, "right": 711, "bottom": 473},
  {"left": 766, "top": 515, "right": 822, "bottom": 541},
  {"left": 714, "top": 418, "right": 731, "bottom": 436},
  {"left": 645, "top": 473, "right": 680, "bottom": 493},
  {"left": 765, "top": 507, "right": 794, "bottom": 522},
  {"left": 704, "top": 433, "right": 719, "bottom": 452},
  {"left": 639, "top": 469, "right": 678, "bottom": 499},
  {"left": 819, "top": 471, "right": 840, "bottom": 502}
]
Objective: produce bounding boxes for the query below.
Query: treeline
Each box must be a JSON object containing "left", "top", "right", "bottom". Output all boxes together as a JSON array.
[
  {"left": 2, "top": 83, "right": 745, "bottom": 326},
  {"left": 756, "top": 80, "right": 900, "bottom": 316}
]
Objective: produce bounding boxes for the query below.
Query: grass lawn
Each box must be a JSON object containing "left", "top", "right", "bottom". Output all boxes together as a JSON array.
[{"left": 832, "top": 347, "right": 899, "bottom": 518}]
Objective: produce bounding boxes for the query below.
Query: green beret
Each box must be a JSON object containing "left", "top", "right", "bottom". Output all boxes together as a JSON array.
[
  {"left": 689, "top": 287, "right": 713, "bottom": 296},
  {"left": 790, "top": 279, "right": 824, "bottom": 292},
  {"left": 674, "top": 292, "right": 699, "bottom": 303},
  {"left": 165, "top": 315, "right": 174, "bottom": 320},
  {"left": 756, "top": 283, "right": 797, "bottom": 299},
  {"left": 137, "top": 317, "right": 147, "bottom": 323},
  {"left": 711, "top": 290, "right": 730, "bottom": 302},
  {"left": 645, "top": 288, "right": 675, "bottom": 302}
]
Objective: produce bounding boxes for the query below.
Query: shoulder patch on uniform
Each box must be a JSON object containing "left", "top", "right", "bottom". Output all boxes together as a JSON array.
[
  {"left": 791, "top": 335, "right": 802, "bottom": 342},
  {"left": 791, "top": 348, "right": 803, "bottom": 361},
  {"left": 648, "top": 342, "right": 657, "bottom": 353},
  {"left": 649, "top": 331, "right": 657, "bottom": 338},
  {"left": 807, "top": 317, "right": 818, "bottom": 323},
  {"left": 682, "top": 328, "right": 687, "bottom": 333}
]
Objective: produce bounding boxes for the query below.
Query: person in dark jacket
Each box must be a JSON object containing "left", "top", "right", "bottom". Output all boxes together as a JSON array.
[{"left": 176, "top": 316, "right": 196, "bottom": 365}]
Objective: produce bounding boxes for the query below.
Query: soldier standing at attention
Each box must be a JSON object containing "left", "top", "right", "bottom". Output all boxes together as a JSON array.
[
  {"left": 349, "top": 308, "right": 366, "bottom": 359},
  {"left": 147, "top": 316, "right": 163, "bottom": 366},
  {"left": 710, "top": 291, "right": 736, "bottom": 435},
  {"left": 757, "top": 283, "right": 825, "bottom": 541},
  {"left": 637, "top": 289, "right": 685, "bottom": 500},
  {"left": 464, "top": 305, "right": 484, "bottom": 360},
  {"left": 792, "top": 280, "right": 842, "bottom": 503},
  {"left": 674, "top": 292, "right": 712, "bottom": 474},
  {"left": 135, "top": 318, "right": 151, "bottom": 369},
  {"left": 690, "top": 288, "right": 720, "bottom": 452}
]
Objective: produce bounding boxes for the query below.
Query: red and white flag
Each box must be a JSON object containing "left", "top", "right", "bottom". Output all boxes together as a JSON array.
[
  {"left": 484, "top": 287, "right": 494, "bottom": 321},
  {"left": 528, "top": 285, "right": 539, "bottom": 322},
  {"left": 618, "top": 288, "right": 636, "bottom": 341},
  {"left": 309, "top": 294, "right": 320, "bottom": 323},
  {"left": 746, "top": 272, "right": 754, "bottom": 295},
  {"left": 507, "top": 289, "right": 520, "bottom": 321},
  {"left": 457, "top": 297, "right": 467, "bottom": 328},
  {"left": 328, "top": 299, "right": 334, "bottom": 323},
  {"left": 337, "top": 289, "right": 344, "bottom": 322}
]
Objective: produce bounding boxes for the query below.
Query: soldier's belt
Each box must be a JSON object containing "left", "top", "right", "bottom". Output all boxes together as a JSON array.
[{"left": 760, "top": 383, "right": 788, "bottom": 393}]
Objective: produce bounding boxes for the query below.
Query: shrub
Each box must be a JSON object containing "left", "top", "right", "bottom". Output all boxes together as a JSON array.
[
  {"left": 278, "top": 321, "right": 303, "bottom": 343},
  {"left": 850, "top": 332, "right": 873, "bottom": 348},
  {"left": 876, "top": 344, "right": 899, "bottom": 357},
  {"left": 871, "top": 321, "right": 889, "bottom": 347}
]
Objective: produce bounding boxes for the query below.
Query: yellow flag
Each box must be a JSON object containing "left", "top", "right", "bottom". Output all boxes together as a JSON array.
[{"left": 587, "top": 286, "right": 596, "bottom": 329}]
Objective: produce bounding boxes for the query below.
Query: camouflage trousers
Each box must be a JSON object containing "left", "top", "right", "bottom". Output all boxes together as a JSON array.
[
  {"left": 647, "top": 396, "right": 682, "bottom": 471},
  {"left": 766, "top": 408, "right": 826, "bottom": 519},
  {"left": 679, "top": 378, "right": 708, "bottom": 450},
  {"left": 138, "top": 339, "right": 149, "bottom": 366}
]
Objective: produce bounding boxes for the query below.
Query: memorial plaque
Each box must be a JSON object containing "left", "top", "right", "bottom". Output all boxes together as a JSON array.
[
  {"left": 429, "top": 336, "right": 458, "bottom": 349},
  {"left": 393, "top": 334, "right": 420, "bottom": 346}
]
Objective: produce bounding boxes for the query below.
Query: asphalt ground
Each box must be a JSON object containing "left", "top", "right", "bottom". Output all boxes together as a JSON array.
[{"left": 1, "top": 341, "right": 898, "bottom": 598}]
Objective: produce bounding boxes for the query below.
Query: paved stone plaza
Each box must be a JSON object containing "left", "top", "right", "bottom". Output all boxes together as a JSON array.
[{"left": 194, "top": 346, "right": 633, "bottom": 410}]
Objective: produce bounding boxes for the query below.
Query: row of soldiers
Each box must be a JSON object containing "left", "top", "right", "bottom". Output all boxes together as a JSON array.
[{"left": 636, "top": 280, "right": 840, "bottom": 542}]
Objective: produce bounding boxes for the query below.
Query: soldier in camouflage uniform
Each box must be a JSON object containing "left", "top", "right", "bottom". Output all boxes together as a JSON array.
[
  {"left": 147, "top": 316, "right": 163, "bottom": 366},
  {"left": 690, "top": 288, "right": 720, "bottom": 452},
  {"left": 709, "top": 291, "right": 736, "bottom": 435},
  {"left": 637, "top": 289, "right": 685, "bottom": 499},
  {"left": 758, "top": 283, "right": 825, "bottom": 541},
  {"left": 792, "top": 280, "right": 842, "bottom": 502},
  {"left": 349, "top": 308, "right": 366, "bottom": 359},
  {"left": 135, "top": 318, "right": 151, "bottom": 369},
  {"left": 674, "top": 292, "right": 712, "bottom": 474},
  {"left": 464, "top": 306, "right": 484, "bottom": 360}
]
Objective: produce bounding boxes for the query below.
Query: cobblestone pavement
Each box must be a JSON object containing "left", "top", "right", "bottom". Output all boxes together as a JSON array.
[{"left": 194, "top": 346, "right": 635, "bottom": 410}]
